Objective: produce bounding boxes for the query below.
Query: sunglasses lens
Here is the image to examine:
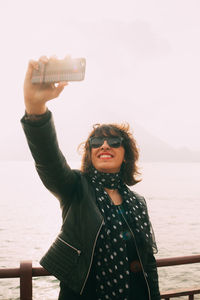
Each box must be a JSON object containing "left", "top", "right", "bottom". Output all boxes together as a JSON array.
[
  {"left": 89, "top": 136, "right": 123, "bottom": 148},
  {"left": 108, "top": 137, "right": 122, "bottom": 148},
  {"left": 89, "top": 137, "right": 104, "bottom": 148}
]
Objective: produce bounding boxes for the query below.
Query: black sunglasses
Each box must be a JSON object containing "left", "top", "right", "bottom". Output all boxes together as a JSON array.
[{"left": 89, "top": 136, "right": 123, "bottom": 148}]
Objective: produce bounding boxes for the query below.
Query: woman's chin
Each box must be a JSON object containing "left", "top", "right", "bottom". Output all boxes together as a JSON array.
[{"left": 95, "top": 163, "right": 120, "bottom": 174}]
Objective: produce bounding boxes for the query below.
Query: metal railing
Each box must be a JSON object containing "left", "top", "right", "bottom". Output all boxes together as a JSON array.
[{"left": 0, "top": 255, "right": 200, "bottom": 300}]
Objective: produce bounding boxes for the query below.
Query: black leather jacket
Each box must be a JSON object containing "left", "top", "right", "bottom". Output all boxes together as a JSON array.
[{"left": 21, "top": 111, "right": 160, "bottom": 300}]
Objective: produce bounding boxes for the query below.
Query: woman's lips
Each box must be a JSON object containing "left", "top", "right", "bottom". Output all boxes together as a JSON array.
[
  {"left": 98, "top": 152, "right": 113, "bottom": 159},
  {"left": 99, "top": 155, "right": 112, "bottom": 159}
]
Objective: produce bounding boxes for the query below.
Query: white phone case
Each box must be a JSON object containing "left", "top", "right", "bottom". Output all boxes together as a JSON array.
[{"left": 32, "top": 58, "right": 86, "bottom": 83}]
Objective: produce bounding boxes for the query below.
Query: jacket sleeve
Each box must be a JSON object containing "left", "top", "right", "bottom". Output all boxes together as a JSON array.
[{"left": 21, "top": 110, "right": 78, "bottom": 205}]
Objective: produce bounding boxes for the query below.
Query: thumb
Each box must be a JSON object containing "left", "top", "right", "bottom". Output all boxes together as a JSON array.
[
  {"left": 53, "top": 82, "right": 68, "bottom": 98},
  {"left": 25, "top": 60, "right": 38, "bottom": 81}
]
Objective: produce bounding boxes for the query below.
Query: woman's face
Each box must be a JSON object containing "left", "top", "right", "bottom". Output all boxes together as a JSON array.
[{"left": 90, "top": 137, "right": 125, "bottom": 173}]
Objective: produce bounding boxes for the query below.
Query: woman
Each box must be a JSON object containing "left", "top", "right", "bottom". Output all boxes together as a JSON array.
[{"left": 21, "top": 57, "right": 160, "bottom": 300}]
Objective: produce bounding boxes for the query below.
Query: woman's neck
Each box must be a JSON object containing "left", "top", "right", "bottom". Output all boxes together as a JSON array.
[{"left": 104, "top": 188, "right": 123, "bottom": 205}]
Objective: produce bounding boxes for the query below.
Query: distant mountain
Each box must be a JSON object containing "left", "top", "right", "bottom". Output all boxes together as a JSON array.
[{"left": 133, "top": 123, "right": 200, "bottom": 162}]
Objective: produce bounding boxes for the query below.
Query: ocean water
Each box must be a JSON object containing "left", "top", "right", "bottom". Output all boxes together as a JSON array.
[{"left": 0, "top": 161, "right": 200, "bottom": 300}]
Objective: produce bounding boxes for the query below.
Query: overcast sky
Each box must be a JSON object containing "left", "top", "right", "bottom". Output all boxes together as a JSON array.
[{"left": 1, "top": 0, "right": 200, "bottom": 159}]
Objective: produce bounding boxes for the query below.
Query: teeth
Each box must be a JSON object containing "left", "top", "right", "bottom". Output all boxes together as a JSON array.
[{"left": 100, "top": 155, "right": 112, "bottom": 158}]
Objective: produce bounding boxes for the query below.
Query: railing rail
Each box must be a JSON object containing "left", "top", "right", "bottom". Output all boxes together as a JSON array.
[{"left": 0, "top": 255, "right": 200, "bottom": 300}]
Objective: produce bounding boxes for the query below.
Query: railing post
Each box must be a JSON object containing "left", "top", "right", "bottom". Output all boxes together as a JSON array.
[{"left": 20, "top": 260, "right": 32, "bottom": 300}]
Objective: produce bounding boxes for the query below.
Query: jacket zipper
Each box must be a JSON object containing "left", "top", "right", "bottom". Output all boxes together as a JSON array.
[
  {"left": 57, "top": 236, "right": 81, "bottom": 256},
  {"left": 118, "top": 206, "right": 151, "bottom": 300},
  {"left": 80, "top": 218, "right": 104, "bottom": 295}
]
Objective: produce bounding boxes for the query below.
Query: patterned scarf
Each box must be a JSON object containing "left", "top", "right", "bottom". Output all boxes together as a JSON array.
[{"left": 88, "top": 167, "right": 157, "bottom": 300}]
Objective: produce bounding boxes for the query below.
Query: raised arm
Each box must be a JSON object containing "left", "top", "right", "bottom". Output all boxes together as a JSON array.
[{"left": 21, "top": 57, "right": 78, "bottom": 204}]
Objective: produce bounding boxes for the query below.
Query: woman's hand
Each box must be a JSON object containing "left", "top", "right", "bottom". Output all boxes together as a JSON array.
[{"left": 24, "top": 56, "right": 68, "bottom": 115}]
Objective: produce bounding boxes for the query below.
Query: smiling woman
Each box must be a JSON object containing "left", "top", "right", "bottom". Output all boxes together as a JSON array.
[
  {"left": 91, "top": 138, "right": 125, "bottom": 173},
  {"left": 21, "top": 56, "right": 161, "bottom": 300},
  {"left": 81, "top": 123, "right": 140, "bottom": 183}
]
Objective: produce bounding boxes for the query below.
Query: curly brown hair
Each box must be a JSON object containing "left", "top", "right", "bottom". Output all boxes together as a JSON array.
[{"left": 80, "top": 123, "right": 141, "bottom": 186}]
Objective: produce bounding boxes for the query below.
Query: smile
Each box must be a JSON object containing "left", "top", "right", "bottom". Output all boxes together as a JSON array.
[{"left": 99, "top": 154, "right": 113, "bottom": 159}]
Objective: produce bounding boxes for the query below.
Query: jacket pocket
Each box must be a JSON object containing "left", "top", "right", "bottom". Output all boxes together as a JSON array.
[
  {"left": 40, "top": 235, "right": 81, "bottom": 283},
  {"left": 57, "top": 236, "right": 81, "bottom": 256}
]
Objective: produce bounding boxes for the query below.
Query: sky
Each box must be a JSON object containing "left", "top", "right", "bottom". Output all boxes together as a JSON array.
[{"left": 1, "top": 0, "right": 200, "bottom": 160}]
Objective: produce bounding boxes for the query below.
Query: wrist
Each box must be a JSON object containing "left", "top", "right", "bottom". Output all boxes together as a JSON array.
[{"left": 25, "top": 103, "right": 47, "bottom": 115}]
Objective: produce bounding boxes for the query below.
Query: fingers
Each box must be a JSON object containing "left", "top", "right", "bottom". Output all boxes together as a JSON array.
[
  {"left": 25, "top": 57, "right": 46, "bottom": 81},
  {"left": 39, "top": 55, "right": 48, "bottom": 63},
  {"left": 49, "top": 55, "right": 58, "bottom": 61},
  {"left": 25, "top": 59, "right": 38, "bottom": 80},
  {"left": 25, "top": 56, "right": 51, "bottom": 82}
]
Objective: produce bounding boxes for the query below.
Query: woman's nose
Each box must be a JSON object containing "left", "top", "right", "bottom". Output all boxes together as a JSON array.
[{"left": 101, "top": 140, "right": 110, "bottom": 149}]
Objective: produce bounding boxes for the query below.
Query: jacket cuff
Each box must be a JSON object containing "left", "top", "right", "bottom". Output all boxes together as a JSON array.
[{"left": 21, "top": 109, "right": 51, "bottom": 127}]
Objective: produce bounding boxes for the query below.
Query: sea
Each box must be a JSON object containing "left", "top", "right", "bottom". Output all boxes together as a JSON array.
[{"left": 0, "top": 161, "right": 200, "bottom": 300}]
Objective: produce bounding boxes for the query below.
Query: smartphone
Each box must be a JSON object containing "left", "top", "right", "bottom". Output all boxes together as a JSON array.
[{"left": 31, "top": 57, "right": 86, "bottom": 83}]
